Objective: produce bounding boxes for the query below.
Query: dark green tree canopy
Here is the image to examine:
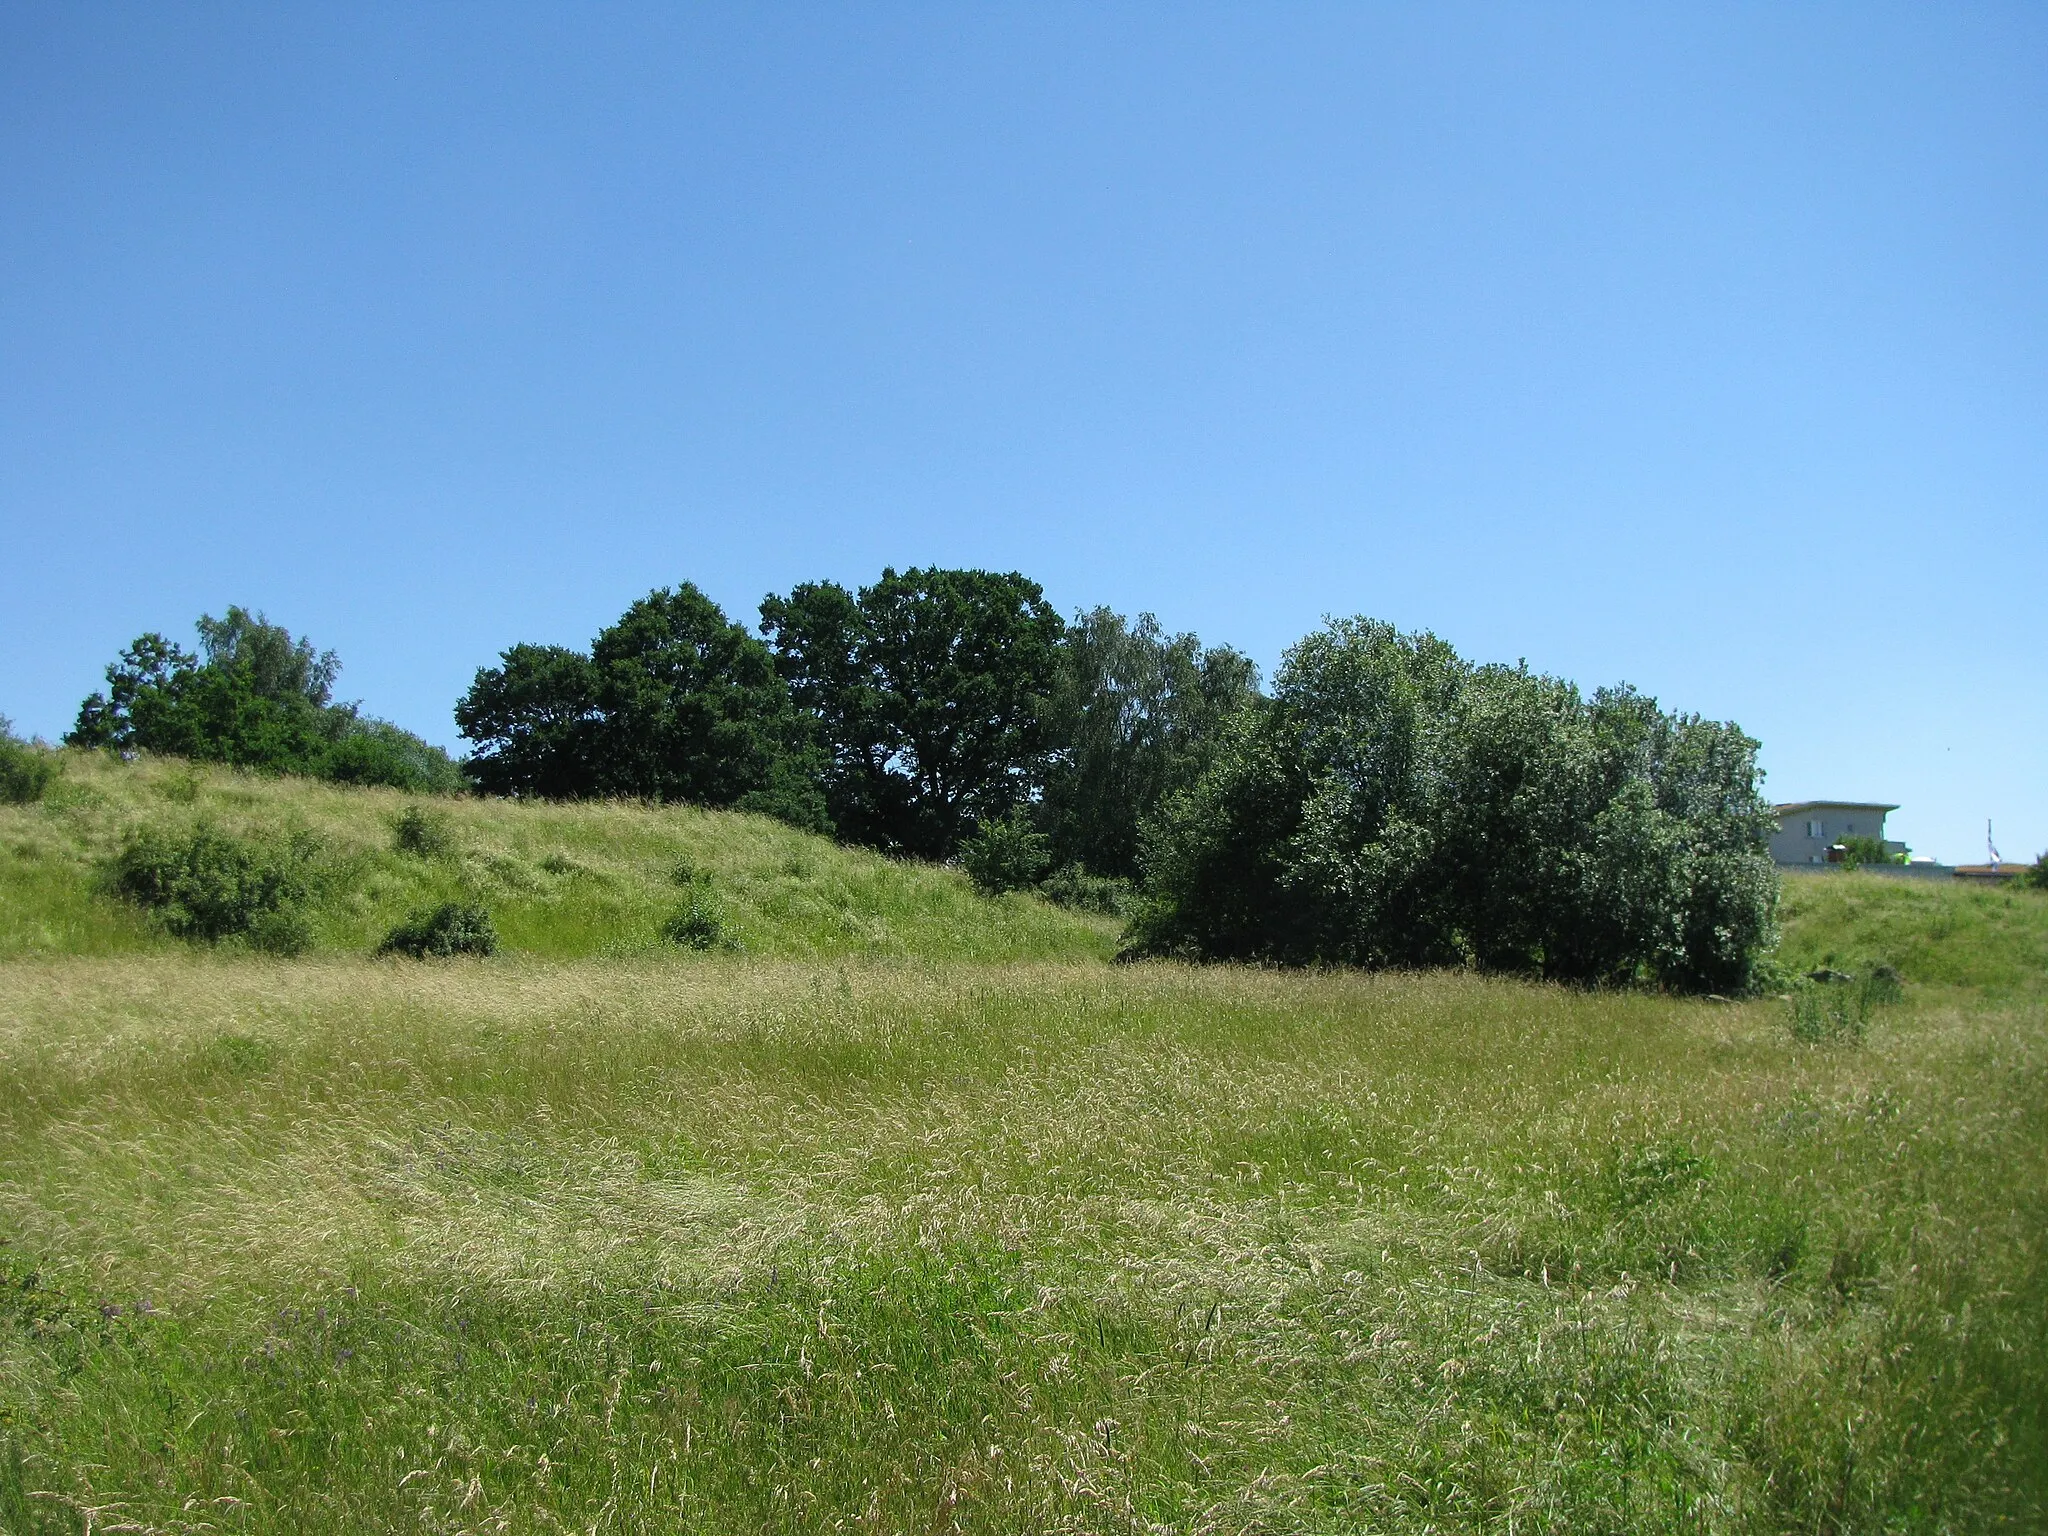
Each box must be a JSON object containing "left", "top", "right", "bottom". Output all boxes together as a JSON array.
[
  {"left": 760, "top": 567, "right": 1064, "bottom": 859},
  {"left": 454, "top": 644, "right": 600, "bottom": 800},
  {"left": 456, "top": 583, "right": 827, "bottom": 829},
  {"left": 589, "top": 585, "right": 822, "bottom": 816},
  {"left": 1129, "top": 617, "right": 1778, "bottom": 994},
  {"left": 69, "top": 608, "right": 458, "bottom": 791},
  {"left": 1038, "top": 608, "right": 1260, "bottom": 881}
]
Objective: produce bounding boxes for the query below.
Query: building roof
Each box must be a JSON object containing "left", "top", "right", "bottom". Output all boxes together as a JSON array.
[{"left": 1772, "top": 801, "right": 1898, "bottom": 815}]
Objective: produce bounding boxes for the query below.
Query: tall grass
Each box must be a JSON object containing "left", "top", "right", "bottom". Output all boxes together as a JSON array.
[{"left": 0, "top": 957, "right": 2039, "bottom": 1532}]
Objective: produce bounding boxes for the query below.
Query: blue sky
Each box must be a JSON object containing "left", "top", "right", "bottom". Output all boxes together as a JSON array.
[{"left": 3, "top": 3, "right": 2042, "bottom": 863}]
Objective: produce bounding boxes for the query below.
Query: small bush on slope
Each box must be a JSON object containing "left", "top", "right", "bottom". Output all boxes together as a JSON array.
[
  {"left": 960, "top": 808, "right": 1051, "bottom": 895},
  {"left": 390, "top": 803, "right": 457, "bottom": 859},
  {"left": 107, "top": 823, "right": 317, "bottom": 953},
  {"left": 378, "top": 901, "right": 496, "bottom": 958},
  {"left": 0, "top": 718, "right": 59, "bottom": 805}
]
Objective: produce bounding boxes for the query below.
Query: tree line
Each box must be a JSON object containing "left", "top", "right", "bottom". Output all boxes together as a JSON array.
[{"left": 63, "top": 569, "right": 1782, "bottom": 990}]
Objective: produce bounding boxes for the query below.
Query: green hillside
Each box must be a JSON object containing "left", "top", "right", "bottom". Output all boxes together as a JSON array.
[
  {"left": 1777, "top": 869, "right": 2048, "bottom": 994},
  {"left": 0, "top": 752, "right": 1116, "bottom": 963}
]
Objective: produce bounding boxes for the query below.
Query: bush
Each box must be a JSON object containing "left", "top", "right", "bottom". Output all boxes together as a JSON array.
[
  {"left": 1788, "top": 979, "right": 1865, "bottom": 1044},
  {"left": 1837, "top": 834, "right": 1905, "bottom": 868},
  {"left": 391, "top": 804, "right": 457, "bottom": 859},
  {"left": 0, "top": 719, "right": 59, "bottom": 805},
  {"left": 960, "top": 810, "right": 1052, "bottom": 896},
  {"left": 2028, "top": 854, "right": 2048, "bottom": 892},
  {"left": 661, "top": 890, "right": 733, "bottom": 950},
  {"left": 109, "top": 824, "right": 317, "bottom": 946},
  {"left": 1037, "top": 863, "right": 1134, "bottom": 916},
  {"left": 1129, "top": 618, "right": 1780, "bottom": 993},
  {"left": 324, "top": 717, "right": 466, "bottom": 793},
  {"left": 378, "top": 902, "right": 496, "bottom": 958},
  {"left": 248, "top": 906, "right": 315, "bottom": 957}
]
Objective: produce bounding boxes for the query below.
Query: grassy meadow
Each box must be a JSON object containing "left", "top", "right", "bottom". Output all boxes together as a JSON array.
[{"left": 0, "top": 758, "right": 2042, "bottom": 1532}]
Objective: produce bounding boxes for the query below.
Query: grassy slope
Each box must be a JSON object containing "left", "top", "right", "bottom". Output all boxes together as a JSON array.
[
  {"left": 0, "top": 752, "right": 1115, "bottom": 963},
  {"left": 1777, "top": 868, "right": 2048, "bottom": 994}
]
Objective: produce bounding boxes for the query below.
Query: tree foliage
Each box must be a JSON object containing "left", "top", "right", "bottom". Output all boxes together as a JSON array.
[
  {"left": 456, "top": 584, "right": 827, "bottom": 830},
  {"left": 0, "top": 717, "right": 60, "bottom": 805},
  {"left": 1836, "top": 834, "right": 1905, "bottom": 868},
  {"left": 761, "top": 568, "right": 1064, "bottom": 859},
  {"left": 452, "top": 644, "right": 599, "bottom": 800},
  {"left": 68, "top": 608, "right": 459, "bottom": 792},
  {"left": 1129, "top": 618, "right": 1779, "bottom": 993},
  {"left": 1038, "top": 608, "right": 1259, "bottom": 880}
]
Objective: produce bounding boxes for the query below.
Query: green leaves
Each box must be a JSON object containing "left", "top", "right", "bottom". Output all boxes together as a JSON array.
[
  {"left": 1133, "top": 618, "right": 1780, "bottom": 992},
  {"left": 457, "top": 585, "right": 826, "bottom": 826},
  {"left": 0, "top": 719, "right": 58, "bottom": 805},
  {"left": 377, "top": 902, "right": 497, "bottom": 959},
  {"left": 960, "top": 809, "right": 1052, "bottom": 895},
  {"left": 69, "top": 609, "right": 461, "bottom": 792},
  {"left": 762, "top": 568, "right": 1064, "bottom": 859},
  {"left": 1038, "top": 608, "right": 1258, "bottom": 882},
  {"left": 108, "top": 823, "right": 319, "bottom": 951}
]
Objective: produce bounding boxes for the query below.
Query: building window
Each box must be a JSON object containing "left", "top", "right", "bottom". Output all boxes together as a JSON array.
[{"left": 1807, "top": 820, "right": 1823, "bottom": 838}]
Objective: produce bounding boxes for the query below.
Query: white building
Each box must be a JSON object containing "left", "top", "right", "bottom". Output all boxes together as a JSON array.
[{"left": 1770, "top": 801, "right": 1901, "bottom": 866}]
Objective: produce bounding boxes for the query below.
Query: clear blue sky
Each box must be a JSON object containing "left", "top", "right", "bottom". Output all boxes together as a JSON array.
[{"left": 3, "top": 4, "right": 2042, "bottom": 863}]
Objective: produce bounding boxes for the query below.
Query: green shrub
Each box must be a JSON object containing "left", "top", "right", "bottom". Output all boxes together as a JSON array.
[
  {"left": 1838, "top": 834, "right": 1905, "bottom": 868},
  {"left": 247, "top": 906, "right": 314, "bottom": 957},
  {"left": 67, "top": 608, "right": 461, "bottom": 793},
  {"left": 1788, "top": 981, "right": 1862, "bottom": 1044},
  {"left": 661, "top": 890, "right": 733, "bottom": 951},
  {"left": 1037, "top": 863, "right": 1134, "bottom": 916},
  {"left": 2028, "top": 854, "right": 2048, "bottom": 892},
  {"left": 960, "top": 810, "right": 1051, "bottom": 896},
  {"left": 1859, "top": 961, "right": 1904, "bottom": 1008},
  {"left": 1131, "top": 618, "right": 1779, "bottom": 993},
  {"left": 157, "top": 767, "right": 202, "bottom": 804},
  {"left": 378, "top": 903, "right": 496, "bottom": 958},
  {"left": 109, "top": 825, "right": 316, "bottom": 945},
  {"left": 323, "top": 718, "right": 466, "bottom": 793},
  {"left": 0, "top": 719, "right": 58, "bottom": 805},
  {"left": 391, "top": 804, "right": 456, "bottom": 859}
]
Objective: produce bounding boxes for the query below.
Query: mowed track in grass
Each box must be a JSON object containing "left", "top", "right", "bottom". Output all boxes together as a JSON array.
[{"left": 1, "top": 950, "right": 2043, "bottom": 1533}]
